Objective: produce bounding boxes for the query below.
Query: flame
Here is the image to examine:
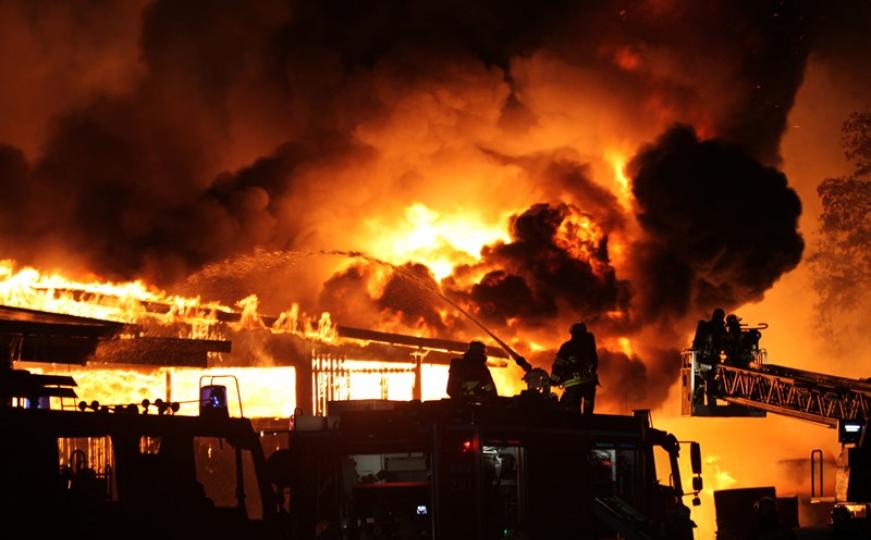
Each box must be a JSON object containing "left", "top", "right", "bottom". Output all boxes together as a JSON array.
[
  {"left": 0, "top": 259, "right": 231, "bottom": 337},
  {"left": 28, "top": 361, "right": 459, "bottom": 418},
  {"left": 604, "top": 150, "right": 633, "bottom": 209},
  {"left": 704, "top": 455, "right": 738, "bottom": 492},
  {"left": 0, "top": 260, "right": 335, "bottom": 342},
  {"left": 618, "top": 337, "right": 634, "bottom": 357},
  {"left": 365, "top": 203, "right": 511, "bottom": 280},
  {"left": 555, "top": 210, "right": 608, "bottom": 268}
]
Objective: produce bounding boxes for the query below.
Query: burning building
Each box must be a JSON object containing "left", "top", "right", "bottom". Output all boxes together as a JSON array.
[{"left": 1, "top": 1, "right": 871, "bottom": 538}]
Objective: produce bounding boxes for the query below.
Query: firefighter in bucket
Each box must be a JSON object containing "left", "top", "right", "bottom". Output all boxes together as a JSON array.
[{"left": 551, "top": 322, "right": 599, "bottom": 415}]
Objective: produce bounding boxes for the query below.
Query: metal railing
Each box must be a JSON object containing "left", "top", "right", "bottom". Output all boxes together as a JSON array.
[{"left": 710, "top": 363, "right": 871, "bottom": 427}]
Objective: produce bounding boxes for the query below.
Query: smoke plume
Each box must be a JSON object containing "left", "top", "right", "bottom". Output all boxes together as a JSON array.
[
  {"left": 2, "top": 0, "right": 860, "bottom": 408},
  {"left": 629, "top": 125, "right": 805, "bottom": 323}
]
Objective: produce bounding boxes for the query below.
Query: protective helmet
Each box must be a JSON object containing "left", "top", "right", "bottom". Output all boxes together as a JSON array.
[
  {"left": 570, "top": 322, "right": 587, "bottom": 335},
  {"left": 467, "top": 340, "right": 486, "bottom": 355},
  {"left": 712, "top": 308, "right": 725, "bottom": 321}
]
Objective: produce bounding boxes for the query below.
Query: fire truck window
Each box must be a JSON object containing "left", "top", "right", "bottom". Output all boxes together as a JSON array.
[
  {"left": 194, "top": 436, "right": 261, "bottom": 519},
  {"left": 590, "top": 449, "right": 617, "bottom": 495},
  {"left": 138, "top": 435, "right": 162, "bottom": 455},
  {"left": 349, "top": 452, "right": 429, "bottom": 484},
  {"left": 483, "top": 445, "right": 524, "bottom": 539},
  {"left": 57, "top": 436, "right": 117, "bottom": 502},
  {"left": 589, "top": 446, "right": 641, "bottom": 507},
  {"left": 652, "top": 445, "right": 673, "bottom": 487},
  {"left": 344, "top": 452, "right": 431, "bottom": 538},
  {"left": 195, "top": 437, "right": 236, "bottom": 508}
]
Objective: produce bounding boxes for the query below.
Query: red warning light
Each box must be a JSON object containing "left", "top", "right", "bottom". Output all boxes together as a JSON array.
[{"left": 462, "top": 440, "right": 473, "bottom": 453}]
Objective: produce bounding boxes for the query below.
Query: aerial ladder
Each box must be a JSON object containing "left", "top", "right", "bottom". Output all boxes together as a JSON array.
[{"left": 681, "top": 327, "right": 871, "bottom": 516}]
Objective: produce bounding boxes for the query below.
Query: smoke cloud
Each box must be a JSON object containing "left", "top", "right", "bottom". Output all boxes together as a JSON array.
[
  {"left": 629, "top": 125, "right": 805, "bottom": 323},
  {"left": 2, "top": 0, "right": 861, "bottom": 408}
]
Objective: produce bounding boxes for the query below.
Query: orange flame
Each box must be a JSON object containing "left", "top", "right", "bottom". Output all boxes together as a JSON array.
[{"left": 365, "top": 202, "right": 512, "bottom": 280}]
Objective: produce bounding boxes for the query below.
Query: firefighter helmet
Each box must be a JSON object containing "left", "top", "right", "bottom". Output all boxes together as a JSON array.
[
  {"left": 467, "top": 340, "right": 486, "bottom": 355},
  {"left": 570, "top": 322, "right": 587, "bottom": 336}
]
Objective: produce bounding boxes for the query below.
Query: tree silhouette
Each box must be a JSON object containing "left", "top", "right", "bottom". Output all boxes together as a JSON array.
[{"left": 809, "top": 112, "right": 871, "bottom": 343}]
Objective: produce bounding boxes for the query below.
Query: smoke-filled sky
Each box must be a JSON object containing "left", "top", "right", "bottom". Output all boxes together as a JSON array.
[{"left": 1, "top": 0, "right": 870, "bottom": 409}]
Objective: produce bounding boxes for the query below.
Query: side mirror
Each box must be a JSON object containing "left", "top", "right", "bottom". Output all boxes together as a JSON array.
[
  {"left": 692, "top": 476, "right": 703, "bottom": 492},
  {"left": 690, "top": 442, "right": 702, "bottom": 475}
]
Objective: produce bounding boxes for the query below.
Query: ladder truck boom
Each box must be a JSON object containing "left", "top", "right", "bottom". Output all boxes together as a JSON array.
[
  {"left": 681, "top": 337, "right": 871, "bottom": 523},
  {"left": 682, "top": 350, "right": 871, "bottom": 427}
]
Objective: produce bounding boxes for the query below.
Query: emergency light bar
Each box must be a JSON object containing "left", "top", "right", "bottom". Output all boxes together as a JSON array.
[{"left": 200, "top": 384, "right": 229, "bottom": 419}]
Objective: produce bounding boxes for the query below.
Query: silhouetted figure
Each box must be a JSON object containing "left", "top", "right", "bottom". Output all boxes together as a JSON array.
[
  {"left": 725, "top": 314, "right": 750, "bottom": 367},
  {"left": 447, "top": 341, "right": 497, "bottom": 399},
  {"left": 551, "top": 323, "right": 598, "bottom": 415},
  {"left": 692, "top": 308, "right": 727, "bottom": 365}
]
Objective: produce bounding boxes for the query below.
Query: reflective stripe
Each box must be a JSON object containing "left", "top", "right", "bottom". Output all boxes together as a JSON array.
[{"left": 564, "top": 373, "right": 594, "bottom": 387}]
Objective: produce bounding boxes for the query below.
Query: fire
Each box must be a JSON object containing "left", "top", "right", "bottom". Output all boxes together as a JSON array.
[
  {"left": 365, "top": 202, "right": 512, "bottom": 280},
  {"left": 605, "top": 150, "right": 633, "bottom": 208},
  {"left": 618, "top": 337, "right": 634, "bottom": 357},
  {"left": 555, "top": 210, "right": 608, "bottom": 268},
  {"left": 28, "top": 364, "right": 299, "bottom": 418},
  {"left": 0, "top": 259, "right": 231, "bottom": 336},
  {"left": 0, "top": 259, "right": 336, "bottom": 342},
  {"left": 29, "top": 361, "right": 459, "bottom": 418}
]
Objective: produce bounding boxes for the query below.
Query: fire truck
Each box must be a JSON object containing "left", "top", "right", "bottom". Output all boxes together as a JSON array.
[
  {"left": 0, "top": 369, "right": 281, "bottom": 540},
  {"left": 681, "top": 325, "right": 871, "bottom": 537},
  {"left": 269, "top": 396, "right": 703, "bottom": 540}
]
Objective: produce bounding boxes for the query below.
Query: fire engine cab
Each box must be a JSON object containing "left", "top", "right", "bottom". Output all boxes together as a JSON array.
[
  {"left": 270, "top": 396, "right": 702, "bottom": 540},
  {"left": 0, "top": 370, "right": 279, "bottom": 540}
]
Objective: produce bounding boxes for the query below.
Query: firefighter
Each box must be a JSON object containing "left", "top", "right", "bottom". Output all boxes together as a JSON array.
[
  {"left": 693, "top": 308, "right": 727, "bottom": 404},
  {"left": 447, "top": 340, "right": 497, "bottom": 400},
  {"left": 551, "top": 323, "right": 598, "bottom": 415},
  {"left": 724, "top": 314, "right": 747, "bottom": 366},
  {"left": 694, "top": 308, "right": 727, "bottom": 364}
]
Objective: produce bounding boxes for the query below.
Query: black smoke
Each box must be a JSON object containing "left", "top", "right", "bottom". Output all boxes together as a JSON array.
[
  {"left": 628, "top": 125, "right": 804, "bottom": 322},
  {"left": 447, "top": 203, "right": 631, "bottom": 329},
  {"left": 0, "top": 0, "right": 835, "bottom": 280},
  {"left": 596, "top": 347, "right": 681, "bottom": 410},
  {"left": 0, "top": 0, "right": 857, "bottom": 410}
]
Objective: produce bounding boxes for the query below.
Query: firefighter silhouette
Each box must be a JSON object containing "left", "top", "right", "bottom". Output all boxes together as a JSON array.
[
  {"left": 551, "top": 323, "right": 598, "bottom": 415},
  {"left": 724, "top": 314, "right": 748, "bottom": 367},
  {"left": 692, "top": 308, "right": 727, "bottom": 365},
  {"left": 447, "top": 340, "right": 497, "bottom": 399}
]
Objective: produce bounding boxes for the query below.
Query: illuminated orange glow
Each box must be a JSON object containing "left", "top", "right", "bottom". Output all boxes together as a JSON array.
[
  {"left": 364, "top": 203, "right": 512, "bottom": 280},
  {"left": 618, "top": 337, "right": 634, "bottom": 357},
  {"left": 0, "top": 259, "right": 230, "bottom": 336},
  {"left": 27, "top": 364, "right": 298, "bottom": 418},
  {"left": 27, "top": 361, "right": 462, "bottom": 418},
  {"left": 604, "top": 150, "right": 632, "bottom": 208},
  {"left": 0, "top": 260, "right": 336, "bottom": 342},
  {"left": 613, "top": 46, "right": 642, "bottom": 71},
  {"left": 555, "top": 210, "right": 607, "bottom": 269}
]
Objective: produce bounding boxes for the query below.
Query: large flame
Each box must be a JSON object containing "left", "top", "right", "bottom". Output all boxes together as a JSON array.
[{"left": 365, "top": 202, "right": 512, "bottom": 280}]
